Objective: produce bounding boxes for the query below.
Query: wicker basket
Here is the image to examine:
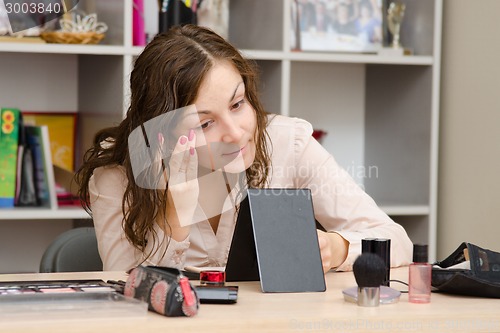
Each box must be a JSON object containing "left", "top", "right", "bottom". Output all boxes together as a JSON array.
[{"left": 40, "top": 31, "right": 105, "bottom": 44}]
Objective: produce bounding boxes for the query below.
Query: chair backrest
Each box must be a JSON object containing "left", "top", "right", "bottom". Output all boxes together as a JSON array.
[{"left": 39, "top": 227, "right": 103, "bottom": 273}]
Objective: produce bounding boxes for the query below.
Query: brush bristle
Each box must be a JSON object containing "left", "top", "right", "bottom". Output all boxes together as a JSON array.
[{"left": 353, "top": 253, "right": 386, "bottom": 288}]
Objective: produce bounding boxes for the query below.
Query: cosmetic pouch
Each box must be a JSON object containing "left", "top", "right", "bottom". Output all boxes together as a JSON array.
[
  {"left": 124, "top": 266, "right": 199, "bottom": 317},
  {"left": 432, "top": 242, "right": 500, "bottom": 298}
]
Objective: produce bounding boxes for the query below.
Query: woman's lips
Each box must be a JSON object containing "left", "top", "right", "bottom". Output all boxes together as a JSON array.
[{"left": 223, "top": 144, "right": 247, "bottom": 157}]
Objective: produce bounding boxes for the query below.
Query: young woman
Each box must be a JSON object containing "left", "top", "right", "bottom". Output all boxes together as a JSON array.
[{"left": 76, "top": 24, "right": 412, "bottom": 273}]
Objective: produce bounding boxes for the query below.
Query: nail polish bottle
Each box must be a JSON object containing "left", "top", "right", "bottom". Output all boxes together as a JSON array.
[{"left": 408, "top": 244, "right": 431, "bottom": 303}]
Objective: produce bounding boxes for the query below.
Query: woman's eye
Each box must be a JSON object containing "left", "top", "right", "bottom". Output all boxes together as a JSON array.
[
  {"left": 199, "top": 120, "right": 213, "bottom": 130},
  {"left": 231, "top": 99, "right": 245, "bottom": 110}
]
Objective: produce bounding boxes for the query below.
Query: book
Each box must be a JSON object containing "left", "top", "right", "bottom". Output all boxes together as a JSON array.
[
  {"left": 25, "top": 125, "right": 58, "bottom": 209},
  {"left": 159, "top": 0, "right": 198, "bottom": 33},
  {"left": 133, "top": 0, "right": 146, "bottom": 46},
  {"left": 15, "top": 113, "right": 38, "bottom": 206},
  {"left": 23, "top": 112, "right": 77, "bottom": 172},
  {"left": 0, "top": 108, "right": 21, "bottom": 208}
]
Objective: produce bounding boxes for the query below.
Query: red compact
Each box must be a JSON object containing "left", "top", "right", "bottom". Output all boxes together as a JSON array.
[{"left": 199, "top": 270, "right": 225, "bottom": 286}]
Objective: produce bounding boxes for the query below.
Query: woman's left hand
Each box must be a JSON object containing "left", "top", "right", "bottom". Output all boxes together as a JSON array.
[{"left": 316, "top": 230, "right": 349, "bottom": 273}]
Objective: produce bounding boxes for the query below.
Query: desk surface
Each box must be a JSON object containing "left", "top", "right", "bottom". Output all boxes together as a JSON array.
[{"left": 0, "top": 268, "right": 499, "bottom": 333}]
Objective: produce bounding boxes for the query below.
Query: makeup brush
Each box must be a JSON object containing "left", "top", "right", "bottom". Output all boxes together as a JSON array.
[{"left": 353, "top": 252, "right": 386, "bottom": 307}]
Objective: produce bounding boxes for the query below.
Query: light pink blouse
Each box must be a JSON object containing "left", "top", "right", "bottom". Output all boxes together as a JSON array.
[{"left": 89, "top": 115, "right": 413, "bottom": 272}]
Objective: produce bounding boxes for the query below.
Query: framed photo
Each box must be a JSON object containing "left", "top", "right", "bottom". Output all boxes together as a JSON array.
[
  {"left": 0, "top": 2, "right": 11, "bottom": 35},
  {"left": 0, "top": 0, "right": 77, "bottom": 35},
  {"left": 291, "top": 0, "right": 383, "bottom": 53}
]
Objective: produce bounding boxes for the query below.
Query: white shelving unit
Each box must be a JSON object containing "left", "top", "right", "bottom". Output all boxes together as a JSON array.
[
  {"left": 0, "top": 0, "right": 442, "bottom": 272},
  {"left": 229, "top": 0, "right": 442, "bottom": 261}
]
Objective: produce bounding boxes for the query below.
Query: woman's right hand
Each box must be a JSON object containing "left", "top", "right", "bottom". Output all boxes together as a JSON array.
[{"left": 161, "top": 129, "right": 199, "bottom": 240}]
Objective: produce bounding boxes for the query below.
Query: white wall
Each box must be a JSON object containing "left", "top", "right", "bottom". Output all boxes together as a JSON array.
[{"left": 438, "top": 0, "right": 500, "bottom": 258}]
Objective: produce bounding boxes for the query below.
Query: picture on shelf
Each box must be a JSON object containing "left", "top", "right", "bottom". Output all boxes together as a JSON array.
[
  {"left": 22, "top": 112, "right": 77, "bottom": 172},
  {"left": 0, "top": 0, "right": 69, "bottom": 35},
  {"left": 291, "top": 0, "right": 383, "bottom": 53},
  {"left": 0, "top": 3, "right": 9, "bottom": 35}
]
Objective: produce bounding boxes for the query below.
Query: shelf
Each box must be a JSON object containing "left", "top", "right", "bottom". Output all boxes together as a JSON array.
[
  {"left": 0, "top": 43, "right": 130, "bottom": 55},
  {"left": 131, "top": 46, "right": 144, "bottom": 56},
  {"left": 128, "top": 47, "right": 434, "bottom": 65},
  {"left": 286, "top": 52, "right": 434, "bottom": 65},
  {"left": 0, "top": 208, "right": 91, "bottom": 220},
  {"left": 0, "top": 42, "right": 434, "bottom": 66},
  {"left": 239, "top": 50, "right": 288, "bottom": 61},
  {"left": 242, "top": 49, "right": 433, "bottom": 65},
  {"left": 380, "top": 205, "right": 430, "bottom": 216}
]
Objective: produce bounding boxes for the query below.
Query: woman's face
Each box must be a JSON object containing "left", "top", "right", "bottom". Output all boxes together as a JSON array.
[{"left": 175, "top": 61, "right": 257, "bottom": 174}]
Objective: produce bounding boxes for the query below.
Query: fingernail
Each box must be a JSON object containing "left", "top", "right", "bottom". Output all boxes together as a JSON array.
[
  {"left": 190, "top": 147, "right": 195, "bottom": 156},
  {"left": 188, "top": 129, "right": 194, "bottom": 141},
  {"left": 179, "top": 136, "right": 187, "bottom": 145}
]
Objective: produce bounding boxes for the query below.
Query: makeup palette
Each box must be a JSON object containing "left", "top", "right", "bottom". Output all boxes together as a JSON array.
[
  {"left": 0, "top": 280, "right": 147, "bottom": 321},
  {"left": 0, "top": 279, "right": 116, "bottom": 295}
]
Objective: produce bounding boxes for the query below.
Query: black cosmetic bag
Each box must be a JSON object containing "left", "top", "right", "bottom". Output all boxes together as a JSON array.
[
  {"left": 432, "top": 242, "right": 500, "bottom": 298},
  {"left": 124, "top": 266, "right": 199, "bottom": 317}
]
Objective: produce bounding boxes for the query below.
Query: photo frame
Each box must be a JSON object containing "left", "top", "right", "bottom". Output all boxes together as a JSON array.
[
  {"left": 291, "top": 0, "right": 383, "bottom": 53},
  {"left": 0, "top": 0, "right": 79, "bottom": 36},
  {"left": 0, "top": 1, "right": 11, "bottom": 35}
]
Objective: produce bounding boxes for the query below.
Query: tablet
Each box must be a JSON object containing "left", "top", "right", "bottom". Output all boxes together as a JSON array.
[{"left": 225, "top": 188, "right": 326, "bottom": 293}]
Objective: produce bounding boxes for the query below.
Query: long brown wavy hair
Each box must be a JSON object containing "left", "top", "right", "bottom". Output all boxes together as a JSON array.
[{"left": 75, "top": 25, "right": 271, "bottom": 259}]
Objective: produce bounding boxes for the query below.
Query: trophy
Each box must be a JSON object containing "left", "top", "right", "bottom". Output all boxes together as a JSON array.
[{"left": 387, "top": 0, "right": 406, "bottom": 49}]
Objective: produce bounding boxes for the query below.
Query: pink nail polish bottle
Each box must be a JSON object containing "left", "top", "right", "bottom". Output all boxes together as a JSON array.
[{"left": 408, "top": 244, "right": 431, "bottom": 303}]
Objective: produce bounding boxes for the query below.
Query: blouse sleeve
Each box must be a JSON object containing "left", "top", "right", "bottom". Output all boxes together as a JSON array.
[
  {"left": 89, "top": 166, "right": 190, "bottom": 271},
  {"left": 291, "top": 118, "right": 413, "bottom": 271}
]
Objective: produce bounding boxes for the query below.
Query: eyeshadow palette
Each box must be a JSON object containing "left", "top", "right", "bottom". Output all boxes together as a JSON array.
[
  {"left": 0, "top": 280, "right": 147, "bottom": 321},
  {"left": 0, "top": 279, "right": 117, "bottom": 295}
]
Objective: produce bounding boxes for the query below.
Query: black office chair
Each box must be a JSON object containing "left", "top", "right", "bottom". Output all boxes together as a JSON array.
[{"left": 39, "top": 227, "right": 103, "bottom": 273}]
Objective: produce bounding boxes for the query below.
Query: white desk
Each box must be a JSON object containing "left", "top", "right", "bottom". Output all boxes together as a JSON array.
[{"left": 0, "top": 268, "right": 499, "bottom": 332}]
